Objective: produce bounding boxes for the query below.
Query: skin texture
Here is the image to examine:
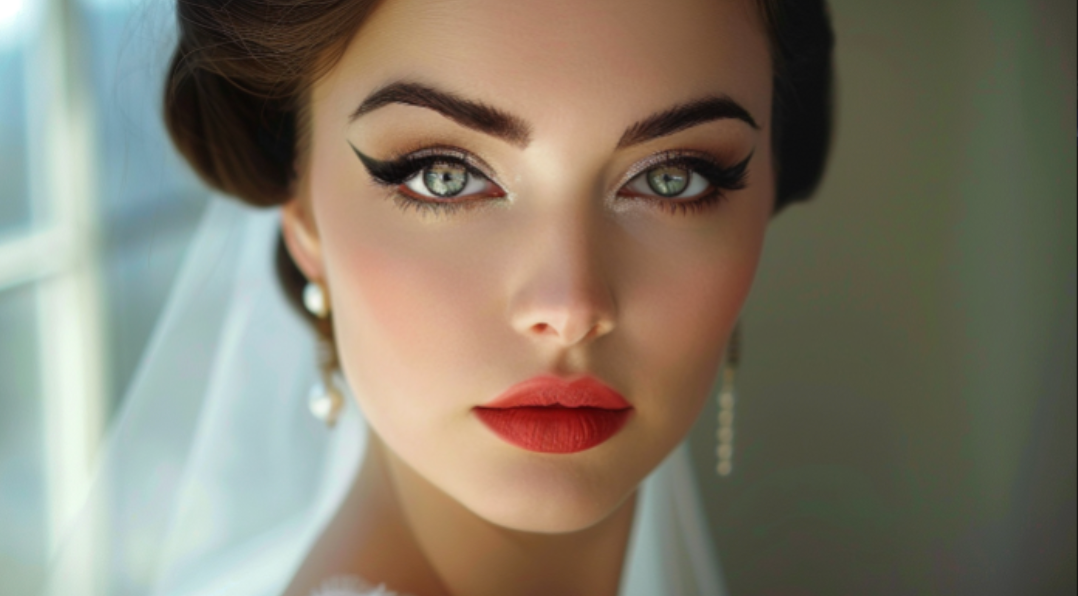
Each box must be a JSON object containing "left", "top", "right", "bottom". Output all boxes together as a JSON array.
[{"left": 281, "top": 0, "right": 774, "bottom": 594}]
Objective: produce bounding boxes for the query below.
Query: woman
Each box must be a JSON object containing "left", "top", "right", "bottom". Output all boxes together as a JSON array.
[{"left": 45, "top": 1, "right": 833, "bottom": 595}]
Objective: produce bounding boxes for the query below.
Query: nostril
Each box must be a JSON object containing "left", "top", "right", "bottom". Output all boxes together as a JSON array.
[{"left": 532, "top": 323, "right": 551, "bottom": 335}]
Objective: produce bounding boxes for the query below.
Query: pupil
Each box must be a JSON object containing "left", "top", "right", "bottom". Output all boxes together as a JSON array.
[
  {"left": 647, "top": 166, "right": 689, "bottom": 197},
  {"left": 424, "top": 164, "right": 468, "bottom": 197}
]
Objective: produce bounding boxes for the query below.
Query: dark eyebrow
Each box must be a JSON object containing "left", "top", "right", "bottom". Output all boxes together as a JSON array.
[
  {"left": 616, "top": 96, "right": 760, "bottom": 149},
  {"left": 350, "top": 81, "right": 533, "bottom": 148},
  {"left": 350, "top": 82, "right": 758, "bottom": 151}
]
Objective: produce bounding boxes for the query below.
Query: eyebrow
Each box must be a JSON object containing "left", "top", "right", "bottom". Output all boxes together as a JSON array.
[
  {"left": 350, "top": 82, "right": 532, "bottom": 148},
  {"left": 615, "top": 96, "right": 759, "bottom": 149},
  {"left": 350, "top": 81, "right": 759, "bottom": 150}
]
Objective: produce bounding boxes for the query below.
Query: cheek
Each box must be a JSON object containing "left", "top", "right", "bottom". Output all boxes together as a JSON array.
[
  {"left": 324, "top": 228, "right": 495, "bottom": 422},
  {"left": 617, "top": 212, "right": 767, "bottom": 444},
  {"left": 311, "top": 194, "right": 510, "bottom": 456},
  {"left": 632, "top": 264, "right": 749, "bottom": 427},
  {"left": 651, "top": 252, "right": 755, "bottom": 359},
  {"left": 303, "top": 135, "right": 489, "bottom": 431}
]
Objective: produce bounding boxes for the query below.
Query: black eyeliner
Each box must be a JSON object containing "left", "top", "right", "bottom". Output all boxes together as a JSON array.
[
  {"left": 349, "top": 141, "right": 490, "bottom": 187},
  {"left": 350, "top": 142, "right": 419, "bottom": 185},
  {"left": 666, "top": 151, "right": 752, "bottom": 192},
  {"left": 349, "top": 140, "right": 750, "bottom": 218},
  {"left": 623, "top": 150, "right": 753, "bottom": 216},
  {"left": 349, "top": 142, "right": 503, "bottom": 219}
]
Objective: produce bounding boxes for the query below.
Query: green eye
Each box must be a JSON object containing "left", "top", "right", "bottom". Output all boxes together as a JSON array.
[
  {"left": 646, "top": 165, "right": 691, "bottom": 197},
  {"left": 423, "top": 163, "right": 469, "bottom": 197}
]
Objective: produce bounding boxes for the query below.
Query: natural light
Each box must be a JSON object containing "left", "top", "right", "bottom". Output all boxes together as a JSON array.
[
  {"left": 0, "top": 0, "right": 22, "bottom": 27},
  {"left": 0, "top": 0, "right": 26, "bottom": 47}
]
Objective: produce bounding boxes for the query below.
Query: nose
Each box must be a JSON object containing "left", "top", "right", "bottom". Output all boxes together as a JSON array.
[{"left": 507, "top": 208, "right": 617, "bottom": 347}]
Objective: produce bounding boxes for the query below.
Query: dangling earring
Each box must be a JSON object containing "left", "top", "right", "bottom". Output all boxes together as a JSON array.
[
  {"left": 717, "top": 321, "right": 741, "bottom": 477},
  {"left": 303, "top": 280, "right": 330, "bottom": 319},
  {"left": 303, "top": 281, "right": 344, "bottom": 428}
]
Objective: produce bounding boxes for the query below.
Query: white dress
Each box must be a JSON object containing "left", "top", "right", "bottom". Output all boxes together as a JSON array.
[{"left": 310, "top": 577, "right": 407, "bottom": 596}]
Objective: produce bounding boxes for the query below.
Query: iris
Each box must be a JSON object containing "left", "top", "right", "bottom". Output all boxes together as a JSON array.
[
  {"left": 423, "top": 163, "right": 469, "bottom": 197},
  {"left": 647, "top": 166, "right": 691, "bottom": 197}
]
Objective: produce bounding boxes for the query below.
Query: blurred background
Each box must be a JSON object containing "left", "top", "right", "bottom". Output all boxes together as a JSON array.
[{"left": 0, "top": 0, "right": 1073, "bottom": 595}]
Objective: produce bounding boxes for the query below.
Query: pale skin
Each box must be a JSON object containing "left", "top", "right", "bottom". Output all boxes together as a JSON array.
[{"left": 280, "top": 0, "right": 775, "bottom": 594}]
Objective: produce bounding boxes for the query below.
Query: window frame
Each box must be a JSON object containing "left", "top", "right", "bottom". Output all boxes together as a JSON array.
[{"left": 0, "top": 0, "right": 109, "bottom": 574}]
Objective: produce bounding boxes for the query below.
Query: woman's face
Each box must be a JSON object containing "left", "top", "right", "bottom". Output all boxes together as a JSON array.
[{"left": 285, "top": 0, "right": 774, "bottom": 533}]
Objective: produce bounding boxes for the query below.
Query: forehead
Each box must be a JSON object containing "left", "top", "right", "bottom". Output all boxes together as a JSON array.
[{"left": 318, "top": 0, "right": 772, "bottom": 136}]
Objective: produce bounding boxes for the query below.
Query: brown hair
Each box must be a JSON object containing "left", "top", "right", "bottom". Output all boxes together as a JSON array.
[{"left": 164, "top": 0, "right": 834, "bottom": 328}]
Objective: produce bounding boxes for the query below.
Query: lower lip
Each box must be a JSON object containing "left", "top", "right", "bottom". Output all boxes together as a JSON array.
[{"left": 474, "top": 406, "right": 632, "bottom": 454}]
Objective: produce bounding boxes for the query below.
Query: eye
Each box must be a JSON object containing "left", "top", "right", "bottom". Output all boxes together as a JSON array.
[
  {"left": 350, "top": 143, "right": 506, "bottom": 208},
  {"left": 352, "top": 142, "right": 750, "bottom": 219},
  {"left": 402, "top": 160, "right": 498, "bottom": 199},
  {"left": 622, "top": 164, "right": 711, "bottom": 199},
  {"left": 614, "top": 152, "right": 753, "bottom": 216}
]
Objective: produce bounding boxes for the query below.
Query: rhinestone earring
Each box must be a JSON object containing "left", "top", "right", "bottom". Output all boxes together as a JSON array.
[
  {"left": 304, "top": 281, "right": 343, "bottom": 428},
  {"left": 717, "top": 321, "right": 741, "bottom": 477}
]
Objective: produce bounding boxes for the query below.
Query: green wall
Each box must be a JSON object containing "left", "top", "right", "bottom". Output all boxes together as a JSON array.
[{"left": 688, "top": 1, "right": 1077, "bottom": 594}]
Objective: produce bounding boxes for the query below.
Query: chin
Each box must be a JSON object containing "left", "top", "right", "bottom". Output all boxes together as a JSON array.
[
  {"left": 449, "top": 455, "right": 638, "bottom": 534},
  {"left": 374, "top": 409, "right": 654, "bottom": 536}
]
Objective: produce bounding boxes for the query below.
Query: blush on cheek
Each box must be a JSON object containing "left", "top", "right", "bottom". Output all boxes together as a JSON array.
[
  {"left": 324, "top": 229, "right": 497, "bottom": 422},
  {"left": 333, "top": 248, "right": 441, "bottom": 376}
]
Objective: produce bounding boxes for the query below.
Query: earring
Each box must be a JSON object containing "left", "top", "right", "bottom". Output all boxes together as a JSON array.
[
  {"left": 717, "top": 321, "right": 741, "bottom": 477},
  {"left": 303, "top": 281, "right": 344, "bottom": 427},
  {"left": 303, "top": 281, "right": 330, "bottom": 319},
  {"left": 308, "top": 368, "right": 344, "bottom": 429}
]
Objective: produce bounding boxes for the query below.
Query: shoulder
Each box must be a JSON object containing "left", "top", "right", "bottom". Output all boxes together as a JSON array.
[{"left": 309, "top": 576, "right": 410, "bottom": 596}]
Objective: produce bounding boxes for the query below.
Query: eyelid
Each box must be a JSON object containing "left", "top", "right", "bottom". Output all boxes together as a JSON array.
[
  {"left": 384, "top": 145, "right": 502, "bottom": 185},
  {"left": 616, "top": 150, "right": 719, "bottom": 191}
]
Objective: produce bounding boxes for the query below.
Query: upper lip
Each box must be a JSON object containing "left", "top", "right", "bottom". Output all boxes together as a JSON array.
[{"left": 478, "top": 375, "right": 632, "bottom": 410}]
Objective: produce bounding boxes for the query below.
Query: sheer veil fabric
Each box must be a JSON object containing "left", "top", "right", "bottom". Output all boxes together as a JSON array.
[{"left": 42, "top": 198, "right": 729, "bottom": 596}]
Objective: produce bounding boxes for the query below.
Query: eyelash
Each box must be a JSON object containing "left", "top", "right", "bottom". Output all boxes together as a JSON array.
[{"left": 358, "top": 146, "right": 750, "bottom": 218}]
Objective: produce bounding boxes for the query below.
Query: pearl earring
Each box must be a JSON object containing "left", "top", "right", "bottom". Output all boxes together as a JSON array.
[
  {"left": 308, "top": 371, "right": 343, "bottom": 429},
  {"left": 303, "top": 281, "right": 343, "bottom": 427},
  {"left": 303, "top": 281, "right": 330, "bottom": 319},
  {"left": 717, "top": 322, "right": 741, "bottom": 477}
]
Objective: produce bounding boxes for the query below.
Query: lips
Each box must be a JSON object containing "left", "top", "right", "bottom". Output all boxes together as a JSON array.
[{"left": 474, "top": 376, "right": 633, "bottom": 454}]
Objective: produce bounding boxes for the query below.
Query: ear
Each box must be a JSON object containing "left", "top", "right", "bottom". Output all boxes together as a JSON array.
[{"left": 281, "top": 197, "right": 325, "bottom": 283}]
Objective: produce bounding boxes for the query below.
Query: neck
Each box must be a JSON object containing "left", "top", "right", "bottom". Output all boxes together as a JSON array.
[{"left": 360, "top": 433, "right": 638, "bottom": 596}]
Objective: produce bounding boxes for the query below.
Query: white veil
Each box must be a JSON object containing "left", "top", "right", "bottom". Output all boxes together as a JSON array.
[{"left": 42, "top": 197, "right": 728, "bottom": 596}]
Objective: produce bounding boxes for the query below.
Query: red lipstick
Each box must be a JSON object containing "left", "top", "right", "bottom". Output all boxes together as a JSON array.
[{"left": 474, "top": 376, "right": 633, "bottom": 454}]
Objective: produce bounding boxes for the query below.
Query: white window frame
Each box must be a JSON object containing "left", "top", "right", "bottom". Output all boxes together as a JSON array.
[{"left": 0, "top": 0, "right": 109, "bottom": 581}]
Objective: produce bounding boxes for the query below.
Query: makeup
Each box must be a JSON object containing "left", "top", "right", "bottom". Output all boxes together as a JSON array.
[
  {"left": 474, "top": 376, "right": 633, "bottom": 454},
  {"left": 352, "top": 141, "right": 752, "bottom": 218},
  {"left": 617, "top": 150, "right": 753, "bottom": 216},
  {"left": 351, "top": 143, "right": 506, "bottom": 216}
]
